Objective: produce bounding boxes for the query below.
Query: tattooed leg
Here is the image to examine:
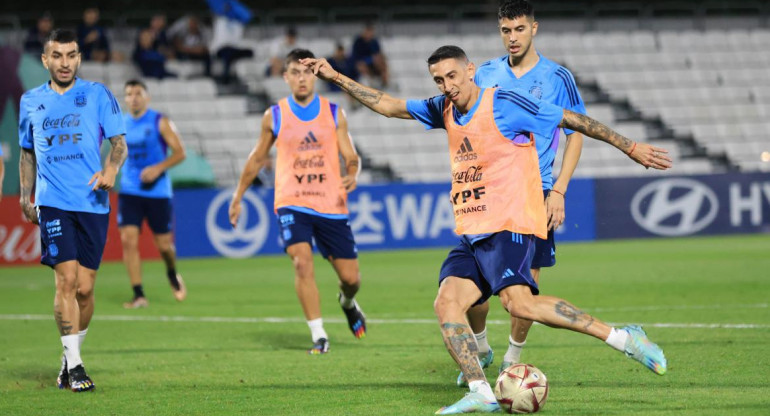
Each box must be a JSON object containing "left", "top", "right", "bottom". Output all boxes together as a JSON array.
[
  {"left": 434, "top": 276, "right": 486, "bottom": 383},
  {"left": 499, "top": 284, "right": 611, "bottom": 341},
  {"left": 53, "top": 261, "right": 80, "bottom": 336},
  {"left": 440, "top": 322, "right": 485, "bottom": 382}
]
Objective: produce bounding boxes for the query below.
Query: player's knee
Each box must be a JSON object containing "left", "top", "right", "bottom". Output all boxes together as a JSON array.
[
  {"left": 55, "top": 273, "right": 78, "bottom": 296},
  {"left": 507, "top": 299, "right": 535, "bottom": 320},
  {"left": 292, "top": 255, "right": 313, "bottom": 276},
  {"left": 77, "top": 283, "right": 94, "bottom": 300},
  {"left": 433, "top": 293, "right": 460, "bottom": 316},
  {"left": 120, "top": 233, "right": 139, "bottom": 250}
]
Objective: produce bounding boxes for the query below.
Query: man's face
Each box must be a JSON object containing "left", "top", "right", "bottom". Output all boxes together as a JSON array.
[
  {"left": 124, "top": 85, "right": 149, "bottom": 114},
  {"left": 429, "top": 57, "right": 476, "bottom": 108},
  {"left": 83, "top": 8, "right": 99, "bottom": 26},
  {"left": 283, "top": 61, "right": 316, "bottom": 100},
  {"left": 42, "top": 41, "right": 80, "bottom": 88},
  {"left": 498, "top": 16, "right": 538, "bottom": 60},
  {"left": 38, "top": 17, "right": 52, "bottom": 34}
]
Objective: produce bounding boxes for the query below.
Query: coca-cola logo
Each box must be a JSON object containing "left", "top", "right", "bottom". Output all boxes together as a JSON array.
[
  {"left": 0, "top": 224, "right": 41, "bottom": 263},
  {"left": 453, "top": 165, "right": 483, "bottom": 184},
  {"left": 42, "top": 114, "right": 81, "bottom": 130},
  {"left": 293, "top": 155, "right": 325, "bottom": 169}
]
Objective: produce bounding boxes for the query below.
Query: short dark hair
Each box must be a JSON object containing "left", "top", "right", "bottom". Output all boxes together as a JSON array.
[
  {"left": 284, "top": 48, "right": 315, "bottom": 69},
  {"left": 427, "top": 45, "right": 468, "bottom": 66},
  {"left": 286, "top": 26, "right": 297, "bottom": 37},
  {"left": 498, "top": 0, "right": 535, "bottom": 21},
  {"left": 45, "top": 29, "right": 78, "bottom": 49},
  {"left": 124, "top": 79, "right": 148, "bottom": 91}
]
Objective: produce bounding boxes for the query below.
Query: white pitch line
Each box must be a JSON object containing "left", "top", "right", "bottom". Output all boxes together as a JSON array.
[{"left": 0, "top": 314, "right": 768, "bottom": 329}]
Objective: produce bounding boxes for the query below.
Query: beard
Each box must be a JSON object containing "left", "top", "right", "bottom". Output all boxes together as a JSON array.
[{"left": 50, "top": 68, "right": 77, "bottom": 89}]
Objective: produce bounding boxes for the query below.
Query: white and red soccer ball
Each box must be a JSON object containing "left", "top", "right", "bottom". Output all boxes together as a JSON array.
[{"left": 494, "top": 363, "right": 549, "bottom": 414}]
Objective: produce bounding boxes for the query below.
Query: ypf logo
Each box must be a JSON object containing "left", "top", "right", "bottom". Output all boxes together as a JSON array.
[
  {"left": 205, "top": 189, "right": 269, "bottom": 258},
  {"left": 630, "top": 178, "right": 718, "bottom": 236}
]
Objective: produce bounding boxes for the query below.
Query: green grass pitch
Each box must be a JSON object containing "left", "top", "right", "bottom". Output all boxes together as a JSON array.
[{"left": 1, "top": 234, "right": 768, "bottom": 415}]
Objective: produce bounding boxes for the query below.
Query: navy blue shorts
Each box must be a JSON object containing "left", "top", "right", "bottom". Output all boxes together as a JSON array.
[
  {"left": 439, "top": 231, "right": 537, "bottom": 306},
  {"left": 276, "top": 208, "right": 357, "bottom": 260},
  {"left": 117, "top": 194, "right": 173, "bottom": 234},
  {"left": 38, "top": 206, "right": 109, "bottom": 270},
  {"left": 532, "top": 190, "right": 556, "bottom": 269}
]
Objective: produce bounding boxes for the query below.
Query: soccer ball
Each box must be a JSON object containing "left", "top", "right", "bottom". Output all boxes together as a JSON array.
[{"left": 494, "top": 364, "right": 549, "bottom": 414}]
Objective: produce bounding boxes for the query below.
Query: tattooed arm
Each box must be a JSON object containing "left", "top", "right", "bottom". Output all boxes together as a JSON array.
[
  {"left": 18, "top": 148, "right": 38, "bottom": 224},
  {"left": 89, "top": 134, "right": 127, "bottom": 191},
  {"left": 300, "top": 58, "right": 412, "bottom": 119},
  {"left": 560, "top": 109, "right": 673, "bottom": 170}
]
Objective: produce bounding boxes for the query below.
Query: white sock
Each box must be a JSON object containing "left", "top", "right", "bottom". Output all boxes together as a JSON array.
[
  {"left": 474, "top": 328, "right": 490, "bottom": 355},
  {"left": 307, "top": 318, "right": 328, "bottom": 342},
  {"left": 503, "top": 336, "right": 526, "bottom": 365},
  {"left": 78, "top": 328, "right": 88, "bottom": 348},
  {"left": 61, "top": 334, "right": 83, "bottom": 368},
  {"left": 469, "top": 380, "right": 496, "bottom": 402},
  {"left": 605, "top": 327, "right": 629, "bottom": 352},
  {"left": 339, "top": 293, "right": 355, "bottom": 309}
]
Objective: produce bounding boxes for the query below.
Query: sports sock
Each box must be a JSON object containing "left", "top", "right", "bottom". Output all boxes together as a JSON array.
[
  {"left": 61, "top": 334, "right": 83, "bottom": 368},
  {"left": 474, "top": 328, "right": 490, "bottom": 355},
  {"left": 132, "top": 284, "right": 145, "bottom": 299},
  {"left": 503, "top": 336, "right": 526, "bottom": 365},
  {"left": 339, "top": 293, "right": 355, "bottom": 309},
  {"left": 166, "top": 269, "right": 180, "bottom": 290},
  {"left": 307, "top": 318, "right": 328, "bottom": 342},
  {"left": 469, "top": 380, "right": 496, "bottom": 402},
  {"left": 605, "top": 327, "right": 629, "bottom": 352},
  {"left": 78, "top": 328, "right": 88, "bottom": 348}
]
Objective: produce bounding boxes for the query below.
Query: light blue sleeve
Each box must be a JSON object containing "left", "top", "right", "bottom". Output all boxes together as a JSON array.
[
  {"left": 406, "top": 95, "right": 446, "bottom": 130},
  {"left": 552, "top": 67, "right": 586, "bottom": 136},
  {"left": 18, "top": 95, "right": 33, "bottom": 150},
  {"left": 493, "top": 88, "right": 564, "bottom": 140},
  {"left": 98, "top": 85, "right": 126, "bottom": 139}
]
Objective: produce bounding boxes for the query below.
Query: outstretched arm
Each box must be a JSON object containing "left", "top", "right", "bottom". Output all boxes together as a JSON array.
[
  {"left": 560, "top": 109, "right": 672, "bottom": 170},
  {"left": 301, "top": 58, "right": 413, "bottom": 119},
  {"left": 229, "top": 110, "right": 276, "bottom": 227},
  {"left": 18, "top": 148, "right": 37, "bottom": 224}
]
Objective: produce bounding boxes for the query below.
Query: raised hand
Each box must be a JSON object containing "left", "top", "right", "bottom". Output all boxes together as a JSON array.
[{"left": 299, "top": 58, "right": 338, "bottom": 82}]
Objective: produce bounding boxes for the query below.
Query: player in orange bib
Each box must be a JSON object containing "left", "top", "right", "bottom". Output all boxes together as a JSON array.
[
  {"left": 301, "top": 46, "right": 672, "bottom": 413},
  {"left": 229, "top": 49, "right": 365, "bottom": 355}
]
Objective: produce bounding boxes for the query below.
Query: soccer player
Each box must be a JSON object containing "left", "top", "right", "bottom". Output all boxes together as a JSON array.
[
  {"left": 18, "top": 29, "right": 127, "bottom": 392},
  {"left": 120, "top": 79, "right": 187, "bottom": 308},
  {"left": 229, "top": 49, "right": 366, "bottom": 354},
  {"left": 459, "top": 0, "right": 589, "bottom": 385},
  {"left": 301, "top": 47, "right": 671, "bottom": 413}
]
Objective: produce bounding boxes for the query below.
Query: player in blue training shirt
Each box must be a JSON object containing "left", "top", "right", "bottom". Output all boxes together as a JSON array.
[
  {"left": 18, "top": 29, "right": 127, "bottom": 393},
  {"left": 119, "top": 79, "right": 187, "bottom": 309},
  {"left": 459, "top": 0, "right": 590, "bottom": 385},
  {"left": 302, "top": 46, "right": 671, "bottom": 414}
]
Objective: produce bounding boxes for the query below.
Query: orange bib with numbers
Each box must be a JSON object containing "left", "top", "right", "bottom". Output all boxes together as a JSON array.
[
  {"left": 274, "top": 96, "right": 348, "bottom": 214},
  {"left": 444, "top": 88, "right": 547, "bottom": 238}
]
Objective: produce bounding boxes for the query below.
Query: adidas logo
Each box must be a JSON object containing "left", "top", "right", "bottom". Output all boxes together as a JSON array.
[
  {"left": 302, "top": 131, "right": 318, "bottom": 144},
  {"left": 454, "top": 137, "right": 477, "bottom": 162},
  {"left": 37, "top": 104, "right": 46, "bottom": 111},
  {"left": 501, "top": 268, "right": 515, "bottom": 279},
  {"left": 298, "top": 131, "right": 321, "bottom": 151}
]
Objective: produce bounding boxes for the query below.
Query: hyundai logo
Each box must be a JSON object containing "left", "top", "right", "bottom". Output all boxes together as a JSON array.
[
  {"left": 205, "top": 189, "right": 269, "bottom": 258},
  {"left": 630, "top": 178, "right": 718, "bottom": 236}
]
